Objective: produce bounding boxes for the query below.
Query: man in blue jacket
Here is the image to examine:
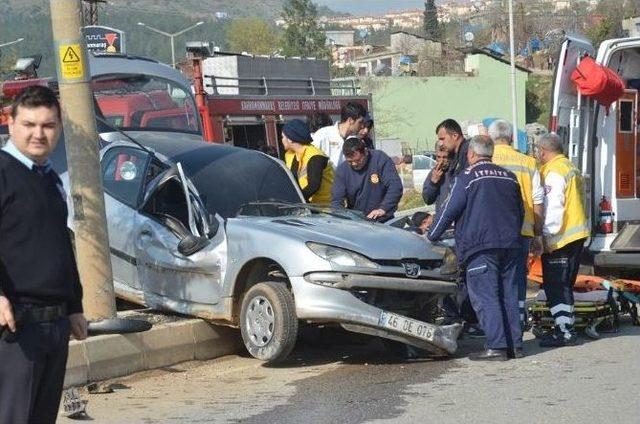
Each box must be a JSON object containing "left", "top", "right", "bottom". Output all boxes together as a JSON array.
[
  {"left": 428, "top": 135, "right": 524, "bottom": 361},
  {"left": 424, "top": 119, "right": 479, "bottom": 334},
  {"left": 331, "top": 137, "right": 403, "bottom": 223},
  {"left": 422, "top": 119, "right": 467, "bottom": 213}
]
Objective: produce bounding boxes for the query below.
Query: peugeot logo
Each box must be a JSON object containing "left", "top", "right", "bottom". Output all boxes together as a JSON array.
[{"left": 402, "top": 262, "right": 421, "bottom": 279}]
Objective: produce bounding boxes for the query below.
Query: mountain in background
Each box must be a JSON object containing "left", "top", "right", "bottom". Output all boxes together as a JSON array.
[{"left": 0, "top": 0, "right": 339, "bottom": 77}]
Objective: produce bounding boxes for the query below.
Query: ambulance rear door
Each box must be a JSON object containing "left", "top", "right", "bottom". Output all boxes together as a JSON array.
[{"left": 550, "top": 36, "right": 596, "bottom": 166}]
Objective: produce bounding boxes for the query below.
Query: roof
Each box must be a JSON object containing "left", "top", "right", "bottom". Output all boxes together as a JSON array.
[
  {"left": 88, "top": 53, "right": 194, "bottom": 90},
  {"left": 119, "top": 132, "right": 301, "bottom": 218},
  {"left": 460, "top": 47, "right": 532, "bottom": 73},
  {"left": 390, "top": 31, "right": 430, "bottom": 41}
]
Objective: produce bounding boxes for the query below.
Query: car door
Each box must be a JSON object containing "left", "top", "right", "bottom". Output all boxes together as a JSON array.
[
  {"left": 101, "top": 145, "right": 152, "bottom": 291},
  {"left": 134, "top": 163, "right": 227, "bottom": 307}
]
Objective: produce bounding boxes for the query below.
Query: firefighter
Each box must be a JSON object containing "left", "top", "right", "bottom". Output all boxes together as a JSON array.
[
  {"left": 331, "top": 136, "right": 402, "bottom": 222},
  {"left": 489, "top": 119, "right": 545, "bottom": 330},
  {"left": 535, "top": 133, "right": 590, "bottom": 347},
  {"left": 282, "top": 119, "right": 334, "bottom": 204},
  {"left": 428, "top": 135, "right": 524, "bottom": 361}
]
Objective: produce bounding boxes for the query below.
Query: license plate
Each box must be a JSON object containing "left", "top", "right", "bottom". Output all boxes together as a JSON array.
[{"left": 378, "top": 311, "right": 436, "bottom": 342}]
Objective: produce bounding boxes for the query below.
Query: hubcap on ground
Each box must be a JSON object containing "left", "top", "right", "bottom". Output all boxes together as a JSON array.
[{"left": 245, "top": 295, "right": 275, "bottom": 347}]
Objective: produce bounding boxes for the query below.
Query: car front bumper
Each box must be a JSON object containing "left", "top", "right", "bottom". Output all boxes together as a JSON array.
[{"left": 291, "top": 274, "right": 462, "bottom": 355}]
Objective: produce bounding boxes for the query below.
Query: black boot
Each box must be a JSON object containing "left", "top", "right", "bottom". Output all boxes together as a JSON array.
[
  {"left": 539, "top": 326, "right": 579, "bottom": 347},
  {"left": 469, "top": 348, "right": 508, "bottom": 361}
]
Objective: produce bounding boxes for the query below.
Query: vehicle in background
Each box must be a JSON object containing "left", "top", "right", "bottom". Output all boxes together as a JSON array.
[{"left": 411, "top": 154, "right": 437, "bottom": 191}]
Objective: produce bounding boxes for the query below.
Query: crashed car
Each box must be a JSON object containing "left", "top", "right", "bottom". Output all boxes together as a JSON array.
[{"left": 56, "top": 54, "right": 462, "bottom": 362}]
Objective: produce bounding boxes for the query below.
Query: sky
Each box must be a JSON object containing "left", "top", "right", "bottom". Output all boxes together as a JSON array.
[{"left": 315, "top": 0, "right": 427, "bottom": 15}]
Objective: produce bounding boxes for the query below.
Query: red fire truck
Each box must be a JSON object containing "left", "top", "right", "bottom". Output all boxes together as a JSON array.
[{"left": 2, "top": 51, "right": 371, "bottom": 158}]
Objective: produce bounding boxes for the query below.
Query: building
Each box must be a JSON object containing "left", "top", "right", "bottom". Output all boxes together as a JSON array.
[
  {"left": 623, "top": 16, "right": 640, "bottom": 38},
  {"left": 350, "top": 32, "right": 443, "bottom": 77},
  {"left": 357, "top": 50, "right": 530, "bottom": 151},
  {"left": 325, "top": 30, "right": 355, "bottom": 47}
]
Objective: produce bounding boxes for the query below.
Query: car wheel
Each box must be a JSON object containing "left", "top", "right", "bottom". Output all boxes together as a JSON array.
[{"left": 240, "top": 281, "right": 298, "bottom": 363}]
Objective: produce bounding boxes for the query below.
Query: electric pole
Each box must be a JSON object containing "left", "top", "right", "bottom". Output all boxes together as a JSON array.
[
  {"left": 82, "top": 0, "right": 105, "bottom": 26},
  {"left": 49, "top": 0, "right": 117, "bottom": 321}
]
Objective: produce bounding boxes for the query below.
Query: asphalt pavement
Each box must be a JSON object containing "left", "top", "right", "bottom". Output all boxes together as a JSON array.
[{"left": 60, "top": 318, "right": 640, "bottom": 424}]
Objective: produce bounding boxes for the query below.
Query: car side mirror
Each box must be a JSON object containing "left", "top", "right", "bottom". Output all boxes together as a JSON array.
[{"left": 178, "top": 234, "right": 210, "bottom": 256}]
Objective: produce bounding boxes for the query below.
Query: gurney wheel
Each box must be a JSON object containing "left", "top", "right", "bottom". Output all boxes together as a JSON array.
[{"left": 532, "top": 326, "right": 545, "bottom": 339}]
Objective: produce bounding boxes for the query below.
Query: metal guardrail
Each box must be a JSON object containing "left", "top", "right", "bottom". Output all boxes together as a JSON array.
[{"left": 204, "top": 75, "right": 360, "bottom": 96}]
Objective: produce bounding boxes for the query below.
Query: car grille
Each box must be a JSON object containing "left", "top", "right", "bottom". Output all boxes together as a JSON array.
[{"left": 373, "top": 259, "right": 442, "bottom": 270}]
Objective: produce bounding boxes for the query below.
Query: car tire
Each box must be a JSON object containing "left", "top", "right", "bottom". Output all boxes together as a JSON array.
[{"left": 240, "top": 281, "right": 298, "bottom": 363}]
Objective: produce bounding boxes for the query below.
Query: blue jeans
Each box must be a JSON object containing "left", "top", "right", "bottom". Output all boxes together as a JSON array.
[{"left": 466, "top": 248, "right": 522, "bottom": 350}]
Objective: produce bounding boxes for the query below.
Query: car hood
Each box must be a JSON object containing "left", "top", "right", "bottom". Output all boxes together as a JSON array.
[{"left": 232, "top": 215, "right": 442, "bottom": 261}]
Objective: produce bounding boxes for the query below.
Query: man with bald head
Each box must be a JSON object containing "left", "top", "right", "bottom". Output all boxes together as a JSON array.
[
  {"left": 489, "top": 119, "right": 545, "bottom": 331},
  {"left": 428, "top": 135, "right": 524, "bottom": 361},
  {"left": 535, "top": 133, "right": 589, "bottom": 347}
]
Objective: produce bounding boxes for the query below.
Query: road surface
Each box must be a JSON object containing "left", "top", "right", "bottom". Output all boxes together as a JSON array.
[{"left": 61, "top": 319, "right": 640, "bottom": 424}]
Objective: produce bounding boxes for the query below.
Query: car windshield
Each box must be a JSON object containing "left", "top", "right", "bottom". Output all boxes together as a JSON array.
[
  {"left": 92, "top": 74, "right": 200, "bottom": 134},
  {"left": 237, "top": 201, "right": 367, "bottom": 220}
]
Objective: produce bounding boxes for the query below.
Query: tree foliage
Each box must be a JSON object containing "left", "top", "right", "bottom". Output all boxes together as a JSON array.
[
  {"left": 281, "top": 0, "right": 327, "bottom": 58},
  {"left": 585, "top": 17, "right": 615, "bottom": 48},
  {"left": 423, "top": 0, "right": 440, "bottom": 41},
  {"left": 227, "top": 18, "right": 280, "bottom": 55}
]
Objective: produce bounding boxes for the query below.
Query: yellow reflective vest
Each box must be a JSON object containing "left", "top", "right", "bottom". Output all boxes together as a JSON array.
[
  {"left": 285, "top": 144, "right": 334, "bottom": 204},
  {"left": 492, "top": 144, "right": 537, "bottom": 237},
  {"left": 540, "top": 154, "right": 590, "bottom": 252}
]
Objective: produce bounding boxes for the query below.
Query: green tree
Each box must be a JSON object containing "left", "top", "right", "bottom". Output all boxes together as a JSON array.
[
  {"left": 423, "top": 0, "right": 440, "bottom": 41},
  {"left": 281, "top": 0, "right": 327, "bottom": 58},
  {"left": 227, "top": 18, "right": 280, "bottom": 55},
  {"left": 585, "top": 17, "right": 615, "bottom": 48}
]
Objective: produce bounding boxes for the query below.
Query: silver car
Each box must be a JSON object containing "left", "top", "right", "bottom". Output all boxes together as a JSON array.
[
  {"left": 56, "top": 54, "right": 462, "bottom": 362},
  {"left": 61, "top": 132, "right": 461, "bottom": 362}
]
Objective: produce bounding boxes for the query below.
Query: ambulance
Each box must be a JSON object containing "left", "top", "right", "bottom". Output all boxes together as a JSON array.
[{"left": 552, "top": 35, "right": 640, "bottom": 274}]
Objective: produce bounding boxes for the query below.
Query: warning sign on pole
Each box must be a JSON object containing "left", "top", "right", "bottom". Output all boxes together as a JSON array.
[{"left": 57, "top": 43, "right": 86, "bottom": 81}]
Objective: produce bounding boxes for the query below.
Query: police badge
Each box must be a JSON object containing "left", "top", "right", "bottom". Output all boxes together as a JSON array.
[{"left": 370, "top": 173, "right": 380, "bottom": 184}]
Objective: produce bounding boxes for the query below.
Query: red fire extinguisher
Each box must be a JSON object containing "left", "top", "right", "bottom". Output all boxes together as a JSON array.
[{"left": 599, "top": 195, "right": 613, "bottom": 234}]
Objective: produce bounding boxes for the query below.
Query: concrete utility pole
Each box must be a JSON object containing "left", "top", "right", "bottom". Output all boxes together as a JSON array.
[{"left": 50, "top": 0, "right": 117, "bottom": 321}]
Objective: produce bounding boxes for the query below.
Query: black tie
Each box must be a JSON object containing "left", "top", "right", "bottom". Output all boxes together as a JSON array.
[{"left": 32, "top": 165, "right": 47, "bottom": 177}]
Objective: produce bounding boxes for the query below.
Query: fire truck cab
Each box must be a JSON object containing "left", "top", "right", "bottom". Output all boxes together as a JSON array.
[{"left": 552, "top": 35, "right": 640, "bottom": 273}]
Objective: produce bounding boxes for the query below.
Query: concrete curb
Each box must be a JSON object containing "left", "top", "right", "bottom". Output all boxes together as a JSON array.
[{"left": 64, "top": 319, "right": 243, "bottom": 388}]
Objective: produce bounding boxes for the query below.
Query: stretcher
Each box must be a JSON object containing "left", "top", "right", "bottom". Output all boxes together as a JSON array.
[{"left": 527, "top": 257, "right": 640, "bottom": 339}]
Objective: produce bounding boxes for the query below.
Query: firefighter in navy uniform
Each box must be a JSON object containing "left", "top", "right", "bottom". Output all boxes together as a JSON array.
[
  {"left": 331, "top": 136, "right": 403, "bottom": 223},
  {"left": 0, "top": 86, "right": 87, "bottom": 424},
  {"left": 535, "top": 133, "right": 590, "bottom": 347},
  {"left": 428, "top": 135, "right": 524, "bottom": 361}
]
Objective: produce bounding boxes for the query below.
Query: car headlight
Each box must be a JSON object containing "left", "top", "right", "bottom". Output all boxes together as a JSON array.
[{"left": 306, "top": 242, "right": 378, "bottom": 269}]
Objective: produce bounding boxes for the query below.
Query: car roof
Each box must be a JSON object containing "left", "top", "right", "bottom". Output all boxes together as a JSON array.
[{"left": 117, "top": 132, "right": 302, "bottom": 218}]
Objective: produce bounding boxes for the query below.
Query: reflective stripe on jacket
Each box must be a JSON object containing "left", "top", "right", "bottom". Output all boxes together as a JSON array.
[
  {"left": 492, "top": 144, "right": 537, "bottom": 237},
  {"left": 540, "top": 154, "right": 589, "bottom": 252},
  {"left": 285, "top": 144, "right": 334, "bottom": 204}
]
